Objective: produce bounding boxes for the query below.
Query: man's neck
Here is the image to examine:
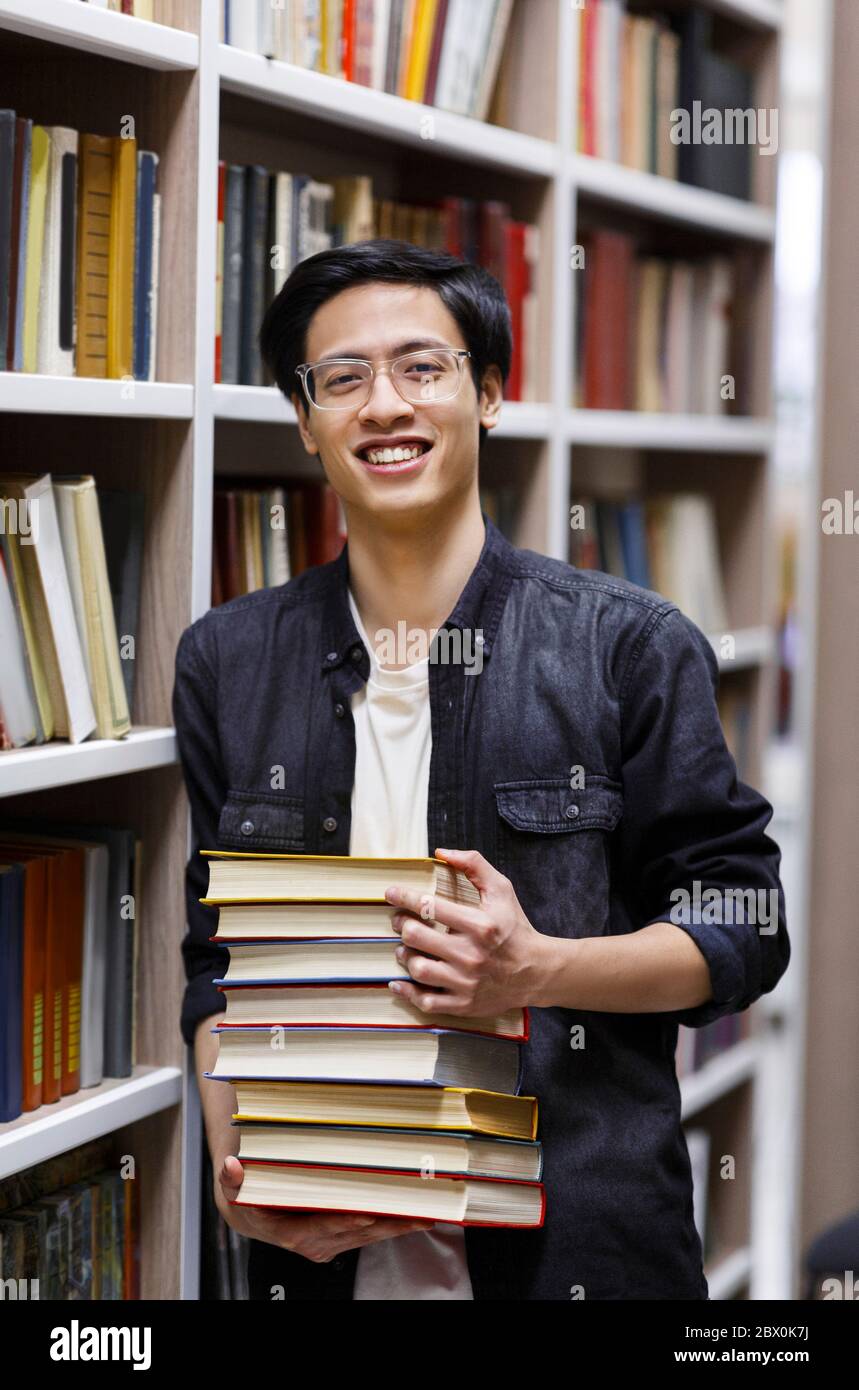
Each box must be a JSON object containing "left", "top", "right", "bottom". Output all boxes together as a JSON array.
[{"left": 344, "top": 494, "right": 486, "bottom": 669}]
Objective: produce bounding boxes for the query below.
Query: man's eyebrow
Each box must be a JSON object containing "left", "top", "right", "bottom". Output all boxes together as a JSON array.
[{"left": 314, "top": 337, "right": 452, "bottom": 362}]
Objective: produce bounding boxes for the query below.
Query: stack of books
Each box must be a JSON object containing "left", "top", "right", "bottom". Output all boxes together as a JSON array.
[{"left": 202, "top": 850, "right": 545, "bottom": 1228}]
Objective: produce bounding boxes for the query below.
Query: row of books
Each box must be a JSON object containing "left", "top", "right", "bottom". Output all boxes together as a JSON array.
[
  {"left": 0, "top": 1137, "right": 139, "bottom": 1299},
  {"left": 204, "top": 850, "right": 545, "bottom": 1227},
  {"left": 80, "top": 0, "right": 155, "bottom": 15},
  {"left": 213, "top": 481, "right": 346, "bottom": 605},
  {"left": 0, "top": 112, "right": 161, "bottom": 380},
  {"left": 0, "top": 475, "right": 142, "bottom": 749},
  {"left": 575, "top": 232, "right": 737, "bottom": 415},
  {"left": 568, "top": 492, "right": 728, "bottom": 638},
  {"left": 578, "top": 1, "right": 755, "bottom": 201},
  {"left": 213, "top": 480, "right": 520, "bottom": 607},
  {"left": 216, "top": 162, "right": 538, "bottom": 400},
  {"left": 0, "top": 824, "right": 141, "bottom": 1124},
  {"left": 219, "top": 0, "right": 514, "bottom": 122}
]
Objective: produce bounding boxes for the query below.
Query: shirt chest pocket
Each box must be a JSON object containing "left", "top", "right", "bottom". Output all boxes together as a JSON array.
[
  {"left": 492, "top": 777, "right": 623, "bottom": 938},
  {"left": 217, "top": 790, "right": 306, "bottom": 851}
]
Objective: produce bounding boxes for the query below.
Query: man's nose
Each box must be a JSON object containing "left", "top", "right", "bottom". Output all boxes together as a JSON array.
[{"left": 359, "top": 369, "right": 414, "bottom": 421}]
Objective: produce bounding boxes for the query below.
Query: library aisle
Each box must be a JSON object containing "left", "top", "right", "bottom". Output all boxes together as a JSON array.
[{"left": 0, "top": 0, "right": 855, "bottom": 1333}]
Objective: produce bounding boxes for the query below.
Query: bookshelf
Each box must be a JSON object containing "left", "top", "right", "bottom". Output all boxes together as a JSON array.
[{"left": 0, "top": 0, "right": 786, "bottom": 1300}]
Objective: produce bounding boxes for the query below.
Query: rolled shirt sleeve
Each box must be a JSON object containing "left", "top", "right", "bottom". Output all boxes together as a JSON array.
[
  {"left": 617, "top": 605, "right": 790, "bottom": 1028},
  {"left": 171, "top": 621, "right": 229, "bottom": 1046}
]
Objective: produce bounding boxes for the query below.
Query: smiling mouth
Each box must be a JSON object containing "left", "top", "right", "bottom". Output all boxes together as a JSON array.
[{"left": 355, "top": 441, "right": 433, "bottom": 468}]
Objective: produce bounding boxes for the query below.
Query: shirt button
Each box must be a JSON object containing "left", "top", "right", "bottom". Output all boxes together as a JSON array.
[
  {"left": 564, "top": 804, "right": 579, "bottom": 819},
  {"left": 240, "top": 819, "right": 255, "bottom": 835},
  {"left": 325, "top": 650, "right": 338, "bottom": 663},
  {"left": 334, "top": 702, "right": 345, "bottom": 718},
  {"left": 323, "top": 816, "right": 338, "bottom": 833},
  {"left": 350, "top": 646, "right": 363, "bottom": 663}
]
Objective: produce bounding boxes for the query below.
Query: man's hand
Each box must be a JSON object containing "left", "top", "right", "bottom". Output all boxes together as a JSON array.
[
  {"left": 214, "top": 1155, "right": 436, "bottom": 1263},
  {"left": 385, "top": 847, "right": 556, "bottom": 1017}
]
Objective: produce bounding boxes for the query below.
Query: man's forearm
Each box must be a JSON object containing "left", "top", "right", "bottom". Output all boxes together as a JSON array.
[
  {"left": 529, "top": 922, "right": 714, "bottom": 1013},
  {"left": 194, "top": 1015, "right": 239, "bottom": 1170}
]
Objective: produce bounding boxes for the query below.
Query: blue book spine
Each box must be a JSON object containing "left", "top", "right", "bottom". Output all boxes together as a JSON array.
[{"left": 0, "top": 863, "right": 25, "bottom": 1122}]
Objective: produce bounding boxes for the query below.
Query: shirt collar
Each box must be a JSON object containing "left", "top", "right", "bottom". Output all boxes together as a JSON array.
[{"left": 320, "top": 511, "right": 516, "bottom": 673}]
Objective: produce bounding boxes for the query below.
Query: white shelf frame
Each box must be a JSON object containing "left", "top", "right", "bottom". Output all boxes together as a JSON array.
[
  {"left": 0, "top": 0, "right": 786, "bottom": 1302},
  {"left": 0, "top": 1066, "right": 183, "bottom": 1180}
]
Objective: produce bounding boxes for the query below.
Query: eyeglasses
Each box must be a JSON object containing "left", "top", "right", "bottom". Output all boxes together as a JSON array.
[{"left": 295, "top": 347, "right": 472, "bottom": 411}]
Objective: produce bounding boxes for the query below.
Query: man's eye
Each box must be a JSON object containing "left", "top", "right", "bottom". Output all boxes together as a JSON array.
[
  {"left": 325, "top": 372, "right": 362, "bottom": 389},
  {"left": 405, "top": 359, "right": 443, "bottom": 375}
]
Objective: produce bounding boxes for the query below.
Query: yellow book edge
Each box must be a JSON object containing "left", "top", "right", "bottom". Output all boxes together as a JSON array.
[
  {"left": 231, "top": 1111, "right": 538, "bottom": 1140},
  {"left": 201, "top": 850, "right": 451, "bottom": 863}
]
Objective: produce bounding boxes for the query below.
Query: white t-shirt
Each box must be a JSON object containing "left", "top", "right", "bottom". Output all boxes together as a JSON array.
[{"left": 347, "top": 587, "right": 474, "bottom": 1301}]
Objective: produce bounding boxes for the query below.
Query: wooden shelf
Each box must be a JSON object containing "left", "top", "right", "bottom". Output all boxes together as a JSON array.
[
  {"left": 0, "top": 0, "right": 199, "bottom": 69},
  {"left": 0, "top": 372, "right": 194, "bottom": 419},
  {"left": 0, "top": 1066, "right": 183, "bottom": 1180},
  {"left": 0, "top": 727, "right": 178, "bottom": 798}
]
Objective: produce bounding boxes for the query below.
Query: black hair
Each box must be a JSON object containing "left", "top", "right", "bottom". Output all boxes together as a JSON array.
[{"left": 259, "top": 238, "right": 512, "bottom": 446}]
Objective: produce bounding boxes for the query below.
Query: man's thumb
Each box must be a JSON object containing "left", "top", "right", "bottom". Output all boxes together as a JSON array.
[{"left": 219, "top": 1155, "right": 244, "bottom": 1197}]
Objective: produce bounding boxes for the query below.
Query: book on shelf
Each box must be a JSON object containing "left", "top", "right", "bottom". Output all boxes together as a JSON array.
[
  {"left": 577, "top": 0, "right": 755, "bottom": 201},
  {"left": 212, "top": 479, "right": 346, "bottom": 605},
  {"left": 216, "top": 160, "right": 539, "bottom": 401},
  {"left": 676, "top": 1010, "right": 752, "bottom": 1083},
  {"left": 569, "top": 491, "right": 729, "bottom": 637},
  {"left": 0, "top": 1136, "right": 140, "bottom": 1299},
  {"left": 0, "top": 109, "right": 161, "bottom": 381},
  {"left": 79, "top": 1, "right": 155, "bottom": 17},
  {"left": 201, "top": 848, "right": 545, "bottom": 1227},
  {"left": 0, "top": 474, "right": 137, "bottom": 749},
  {"left": 219, "top": 0, "right": 515, "bottom": 123},
  {"left": 575, "top": 229, "right": 738, "bottom": 415},
  {"left": 0, "top": 823, "right": 140, "bottom": 1122}
]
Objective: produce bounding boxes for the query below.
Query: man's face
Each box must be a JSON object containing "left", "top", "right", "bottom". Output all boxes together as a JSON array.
[{"left": 292, "top": 282, "right": 501, "bottom": 524}]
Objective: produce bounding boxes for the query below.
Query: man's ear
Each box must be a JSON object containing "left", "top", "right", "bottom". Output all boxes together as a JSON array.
[
  {"left": 292, "top": 392, "right": 319, "bottom": 455},
  {"left": 479, "top": 365, "right": 504, "bottom": 433}
]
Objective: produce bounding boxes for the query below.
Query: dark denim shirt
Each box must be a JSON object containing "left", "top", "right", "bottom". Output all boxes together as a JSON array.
[{"left": 172, "top": 512, "right": 789, "bottom": 1300}]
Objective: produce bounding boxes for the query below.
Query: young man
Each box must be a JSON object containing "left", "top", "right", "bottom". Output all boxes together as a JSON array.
[{"left": 172, "top": 239, "right": 789, "bottom": 1301}]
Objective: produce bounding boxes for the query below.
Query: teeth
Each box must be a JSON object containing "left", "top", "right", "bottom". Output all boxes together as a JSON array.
[{"left": 364, "top": 444, "right": 426, "bottom": 465}]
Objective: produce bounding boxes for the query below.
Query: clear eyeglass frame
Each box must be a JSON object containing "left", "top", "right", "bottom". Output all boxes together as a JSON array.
[{"left": 295, "top": 346, "right": 472, "bottom": 411}]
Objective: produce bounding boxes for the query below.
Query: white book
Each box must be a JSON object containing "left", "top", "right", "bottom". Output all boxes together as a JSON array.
[
  {"left": 473, "top": 0, "right": 515, "bottom": 124},
  {"left": 19, "top": 474, "right": 97, "bottom": 743},
  {"left": 271, "top": 172, "right": 293, "bottom": 296},
  {"left": 229, "top": 0, "right": 259, "bottom": 52},
  {"left": 0, "top": 545, "right": 38, "bottom": 746},
  {"left": 257, "top": 0, "right": 275, "bottom": 57},
  {"left": 37, "top": 127, "right": 78, "bottom": 377},
  {"left": 664, "top": 263, "right": 694, "bottom": 414},
  {"left": 597, "top": 0, "right": 623, "bottom": 163},
  {"left": 267, "top": 486, "right": 291, "bottom": 586},
  {"left": 370, "top": 0, "right": 391, "bottom": 89},
  {"left": 134, "top": 0, "right": 154, "bottom": 18},
  {"left": 434, "top": 0, "right": 469, "bottom": 112}
]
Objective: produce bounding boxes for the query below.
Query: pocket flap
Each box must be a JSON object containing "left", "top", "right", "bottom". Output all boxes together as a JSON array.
[
  {"left": 218, "top": 791, "right": 304, "bottom": 849},
  {"left": 494, "top": 779, "right": 623, "bottom": 833}
]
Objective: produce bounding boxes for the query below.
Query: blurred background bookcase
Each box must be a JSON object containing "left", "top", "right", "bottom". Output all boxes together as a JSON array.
[{"left": 0, "top": 0, "right": 788, "bottom": 1300}]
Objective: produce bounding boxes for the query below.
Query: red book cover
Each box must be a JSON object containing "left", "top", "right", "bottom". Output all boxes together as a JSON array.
[
  {"left": 583, "top": 229, "right": 635, "bottom": 409},
  {"left": 440, "top": 195, "right": 463, "bottom": 257},
  {"left": 504, "top": 221, "right": 526, "bottom": 402},
  {"left": 214, "top": 160, "right": 226, "bottom": 385},
  {"left": 423, "top": 0, "right": 450, "bottom": 105},
  {"left": 579, "top": 0, "right": 596, "bottom": 156},
  {"left": 232, "top": 1159, "right": 547, "bottom": 1227},
  {"left": 342, "top": 0, "right": 356, "bottom": 82},
  {"left": 214, "top": 982, "right": 531, "bottom": 1044}
]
